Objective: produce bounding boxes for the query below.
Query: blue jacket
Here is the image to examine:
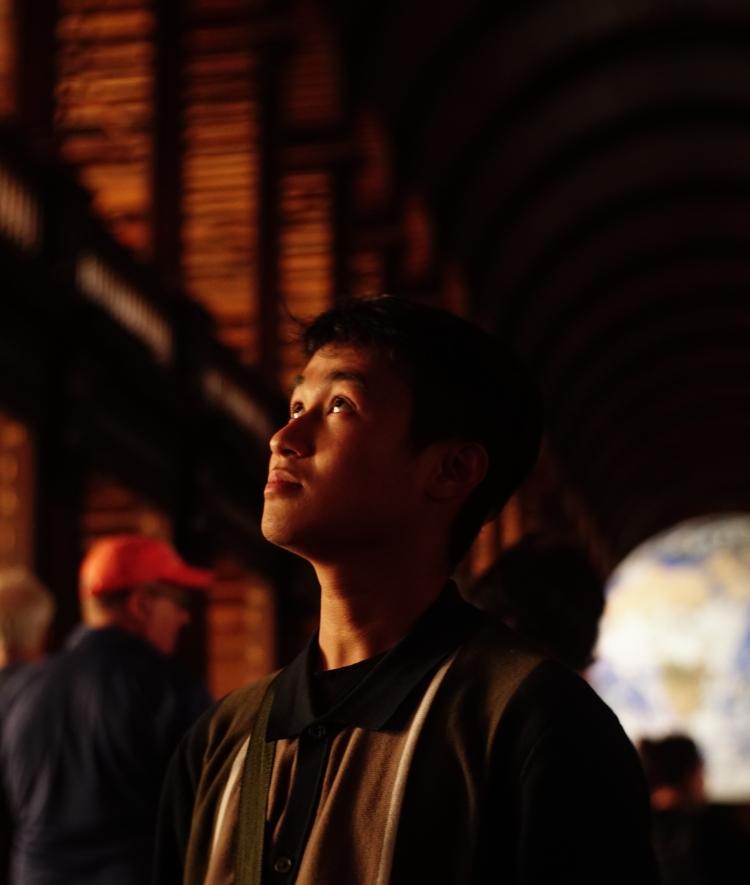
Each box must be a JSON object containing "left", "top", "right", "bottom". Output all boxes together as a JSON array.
[{"left": 0, "top": 626, "right": 210, "bottom": 885}]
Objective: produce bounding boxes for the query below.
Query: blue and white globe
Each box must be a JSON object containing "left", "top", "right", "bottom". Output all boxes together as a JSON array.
[{"left": 588, "top": 514, "right": 750, "bottom": 801}]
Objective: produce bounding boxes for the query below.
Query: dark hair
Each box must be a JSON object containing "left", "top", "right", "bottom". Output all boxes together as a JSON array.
[
  {"left": 470, "top": 534, "right": 604, "bottom": 670},
  {"left": 639, "top": 735, "right": 703, "bottom": 791},
  {"left": 301, "top": 295, "right": 544, "bottom": 565}
]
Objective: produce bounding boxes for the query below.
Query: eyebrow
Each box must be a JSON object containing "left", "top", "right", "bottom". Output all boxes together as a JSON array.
[{"left": 290, "top": 370, "right": 369, "bottom": 396}]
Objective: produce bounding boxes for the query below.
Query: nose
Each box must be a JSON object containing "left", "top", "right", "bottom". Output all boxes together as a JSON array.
[{"left": 269, "top": 414, "right": 314, "bottom": 457}]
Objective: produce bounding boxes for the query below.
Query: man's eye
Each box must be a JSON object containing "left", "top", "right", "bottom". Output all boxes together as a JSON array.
[
  {"left": 329, "top": 396, "right": 351, "bottom": 414},
  {"left": 290, "top": 402, "right": 304, "bottom": 419}
]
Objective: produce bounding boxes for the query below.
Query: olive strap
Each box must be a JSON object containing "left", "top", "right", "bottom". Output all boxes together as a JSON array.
[{"left": 235, "top": 681, "right": 276, "bottom": 885}]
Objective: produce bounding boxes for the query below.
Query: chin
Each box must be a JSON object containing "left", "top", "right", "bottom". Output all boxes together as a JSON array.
[
  {"left": 261, "top": 513, "right": 300, "bottom": 549},
  {"left": 262, "top": 519, "right": 328, "bottom": 563}
]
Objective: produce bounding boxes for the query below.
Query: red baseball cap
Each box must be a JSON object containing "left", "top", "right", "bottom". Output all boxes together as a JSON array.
[{"left": 79, "top": 534, "right": 211, "bottom": 598}]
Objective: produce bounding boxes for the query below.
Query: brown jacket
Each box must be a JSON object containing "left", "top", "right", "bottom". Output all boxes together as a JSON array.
[{"left": 155, "top": 594, "right": 658, "bottom": 884}]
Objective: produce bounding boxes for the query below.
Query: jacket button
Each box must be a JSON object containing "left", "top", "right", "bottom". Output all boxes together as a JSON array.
[{"left": 273, "top": 856, "right": 293, "bottom": 873}]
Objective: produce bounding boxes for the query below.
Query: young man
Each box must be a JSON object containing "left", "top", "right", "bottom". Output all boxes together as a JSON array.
[
  {"left": 156, "top": 296, "right": 658, "bottom": 884},
  {"left": 1, "top": 534, "right": 212, "bottom": 884}
]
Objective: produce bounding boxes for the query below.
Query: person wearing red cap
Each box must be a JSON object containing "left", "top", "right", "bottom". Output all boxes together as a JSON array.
[
  {"left": 0, "top": 534, "right": 212, "bottom": 885},
  {"left": 78, "top": 534, "right": 211, "bottom": 657}
]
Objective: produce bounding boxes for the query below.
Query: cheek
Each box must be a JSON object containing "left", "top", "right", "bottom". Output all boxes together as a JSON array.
[
  {"left": 153, "top": 602, "right": 185, "bottom": 635},
  {"left": 340, "top": 448, "right": 422, "bottom": 505}
]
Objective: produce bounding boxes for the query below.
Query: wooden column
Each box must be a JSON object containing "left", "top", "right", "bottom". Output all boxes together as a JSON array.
[
  {"left": 35, "top": 367, "right": 86, "bottom": 648},
  {"left": 14, "top": 0, "right": 58, "bottom": 156},
  {"left": 257, "top": 46, "right": 284, "bottom": 384},
  {"left": 153, "top": 0, "right": 185, "bottom": 290}
]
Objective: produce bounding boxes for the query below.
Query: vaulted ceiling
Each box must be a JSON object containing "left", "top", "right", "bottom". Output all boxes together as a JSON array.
[
  {"left": 23, "top": 0, "right": 750, "bottom": 568},
  {"left": 325, "top": 0, "right": 750, "bottom": 561}
]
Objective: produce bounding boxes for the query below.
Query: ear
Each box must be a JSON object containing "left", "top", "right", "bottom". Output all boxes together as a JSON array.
[
  {"left": 426, "top": 442, "right": 488, "bottom": 503},
  {"left": 125, "top": 586, "right": 152, "bottom": 623}
]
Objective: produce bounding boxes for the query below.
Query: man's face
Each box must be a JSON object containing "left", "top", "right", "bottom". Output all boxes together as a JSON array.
[
  {"left": 262, "top": 344, "right": 436, "bottom": 560},
  {"left": 139, "top": 583, "right": 191, "bottom": 655}
]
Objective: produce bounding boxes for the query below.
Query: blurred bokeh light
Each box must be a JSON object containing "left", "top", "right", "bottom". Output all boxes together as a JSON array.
[{"left": 590, "top": 514, "right": 750, "bottom": 801}]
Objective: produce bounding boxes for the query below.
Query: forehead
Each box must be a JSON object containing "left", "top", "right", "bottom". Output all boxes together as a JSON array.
[{"left": 295, "top": 343, "right": 410, "bottom": 398}]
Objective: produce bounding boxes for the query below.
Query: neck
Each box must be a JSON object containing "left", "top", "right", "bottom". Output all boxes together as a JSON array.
[
  {"left": 312, "top": 546, "right": 450, "bottom": 669},
  {"left": 84, "top": 608, "right": 120, "bottom": 630},
  {"left": 83, "top": 605, "right": 140, "bottom": 638}
]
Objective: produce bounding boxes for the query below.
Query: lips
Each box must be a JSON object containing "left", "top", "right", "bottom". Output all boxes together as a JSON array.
[{"left": 264, "top": 467, "right": 303, "bottom": 495}]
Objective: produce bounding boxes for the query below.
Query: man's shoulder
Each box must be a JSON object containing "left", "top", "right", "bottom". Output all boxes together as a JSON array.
[
  {"left": 0, "top": 662, "right": 44, "bottom": 715},
  {"left": 444, "top": 617, "right": 625, "bottom": 741},
  {"left": 161, "top": 671, "right": 279, "bottom": 817},
  {"left": 450, "top": 615, "right": 547, "bottom": 694},
  {"left": 50, "top": 626, "right": 160, "bottom": 679},
  {"left": 211, "top": 673, "right": 278, "bottom": 733},
  {"left": 480, "top": 646, "right": 638, "bottom": 780},
  {"left": 456, "top": 615, "right": 599, "bottom": 701}
]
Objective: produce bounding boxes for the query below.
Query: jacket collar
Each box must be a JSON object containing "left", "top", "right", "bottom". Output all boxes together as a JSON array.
[{"left": 266, "top": 582, "right": 483, "bottom": 739}]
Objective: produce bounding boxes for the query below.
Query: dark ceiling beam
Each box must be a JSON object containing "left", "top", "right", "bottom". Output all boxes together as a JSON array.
[
  {"left": 583, "top": 414, "right": 750, "bottom": 507},
  {"left": 536, "top": 243, "right": 750, "bottom": 393},
  {"left": 472, "top": 100, "right": 750, "bottom": 314},
  {"left": 545, "top": 323, "right": 750, "bottom": 540},
  {"left": 333, "top": 0, "right": 496, "bottom": 118},
  {"left": 507, "top": 183, "right": 750, "bottom": 356},
  {"left": 610, "top": 464, "right": 750, "bottom": 560},
  {"left": 375, "top": 3, "right": 750, "bottom": 179},
  {"left": 569, "top": 352, "right": 750, "bottom": 472},
  {"left": 547, "top": 305, "right": 750, "bottom": 443},
  {"left": 433, "top": 21, "right": 750, "bottom": 241},
  {"left": 582, "top": 381, "right": 750, "bottom": 491},
  {"left": 597, "top": 452, "right": 750, "bottom": 558}
]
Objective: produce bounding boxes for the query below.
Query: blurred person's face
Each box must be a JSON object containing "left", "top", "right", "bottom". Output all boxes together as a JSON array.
[
  {"left": 137, "top": 583, "right": 191, "bottom": 655},
  {"left": 262, "top": 343, "right": 438, "bottom": 561}
]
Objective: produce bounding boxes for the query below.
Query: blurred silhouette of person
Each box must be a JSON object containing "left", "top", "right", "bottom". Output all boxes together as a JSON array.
[
  {"left": 640, "top": 734, "right": 748, "bottom": 885},
  {"left": 0, "top": 567, "right": 54, "bottom": 689},
  {"left": 641, "top": 734, "right": 706, "bottom": 812},
  {"left": 0, "top": 568, "right": 55, "bottom": 883},
  {"left": 0, "top": 534, "right": 212, "bottom": 885},
  {"left": 470, "top": 533, "right": 605, "bottom": 673}
]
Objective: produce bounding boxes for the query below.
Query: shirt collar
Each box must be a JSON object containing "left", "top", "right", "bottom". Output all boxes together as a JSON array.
[{"left": 266, "top": 582, "right": 484, "bottom": 739}]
